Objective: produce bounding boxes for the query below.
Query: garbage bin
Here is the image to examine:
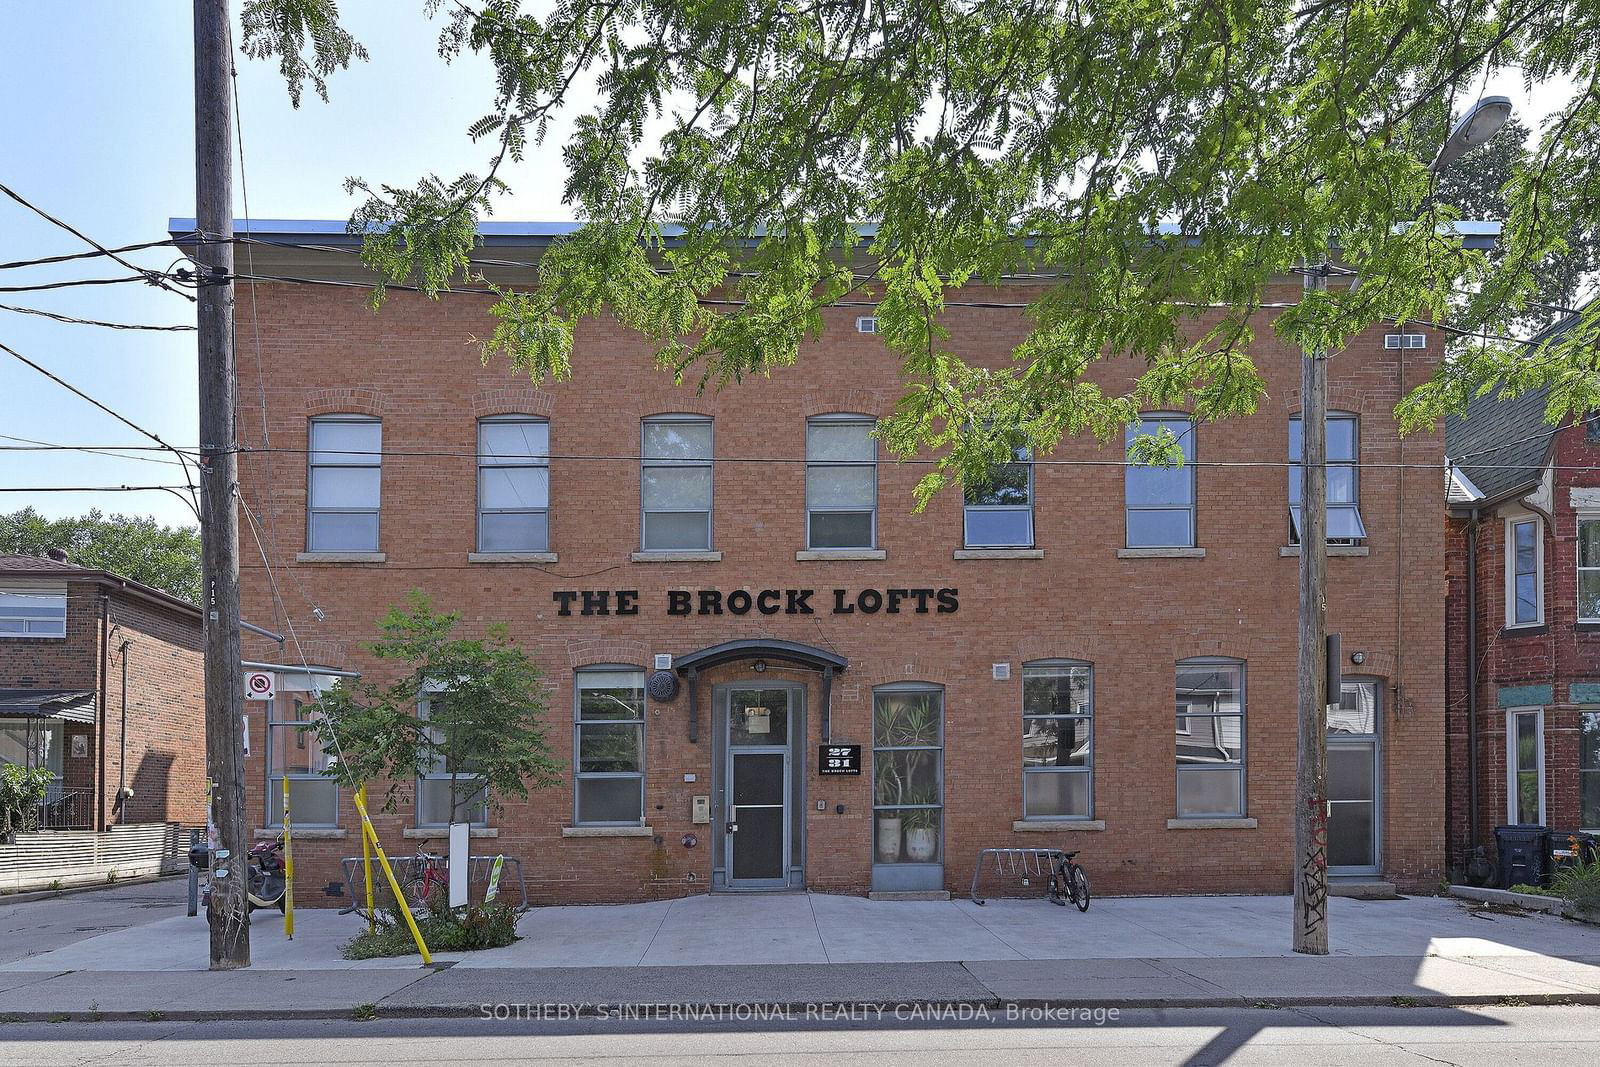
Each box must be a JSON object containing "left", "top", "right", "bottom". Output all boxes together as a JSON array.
[
  {"left": 1495, "top": 825, "right": 1549, "bottom": 889},
  {"left": 1548, "top": 830, "right": 1599, "bottom": 876}
]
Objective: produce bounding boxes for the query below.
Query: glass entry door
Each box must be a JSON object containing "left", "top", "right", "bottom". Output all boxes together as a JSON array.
[
  {"left": 724, "top": 688, "right": 792, "bottom": 888},
  {"left": 1328, "top": 680, "right": 1381, "bottom": 876}
]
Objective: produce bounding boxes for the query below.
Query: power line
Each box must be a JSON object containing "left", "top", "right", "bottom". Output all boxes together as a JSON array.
[
  {"left": 0, "top": 433, "right": 191, "bottom": 467},
  {"left": 0, "top": 275, "right": 168, "bottom": 295},
  {"left": 0, "top": 182, "right": 195, "bottom": 302},
  {"left": 0, "top": 485, "right": 195, "bottom": 493},
  {"left": 0, "top": 238, "right": 179, "bottom": 272},
  {"left": 0, "top": 303, "right": 196, "bottom": 331}
]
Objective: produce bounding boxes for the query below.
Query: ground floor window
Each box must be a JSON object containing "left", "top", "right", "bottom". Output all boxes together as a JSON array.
[
  {"left": 416, "top": 693, "right": 488, "bottom": 826},
  {"left": 0, "top": 717, "right": 62, "bottom": 778},
  {"left": 574, "top": 668, "right": 646, "bottom": 825},
  {"left": 1021, "top": 661, "right": 1093, "bottom": 819},
  {"left": 266, "top": 698, "right": 337, "bottom": 827},
  {"left": 872, "top": 684, "right": 943, "bottom": 864},
  {"left": 1506, "top": 707, "right": 1544, "bottom": 825},
  {"left": 1175, "top": 659, "right": 1246, "bottom": 817},
  {"left": 1581, "top": 711, "right": 1599, "bottom": 832}
]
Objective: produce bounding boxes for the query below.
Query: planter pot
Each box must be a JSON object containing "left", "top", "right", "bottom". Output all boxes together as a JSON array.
[
  {"left": 904, "top": 827, "right": 937, "bottom": 863},
  {"left": 875, "top": 817, "right": 902, "bottom": 862}
]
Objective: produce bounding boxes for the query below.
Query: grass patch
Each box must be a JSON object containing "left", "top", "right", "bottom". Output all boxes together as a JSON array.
[
  {"left": 351, "top": 1003, "right": 378, "bottom": 1021},
  {"left": 1508, "top": 883, "right": 1559, "bottom": 897},
  {"left": 1390, "top": 995, "right": 1418, "bottom": 1007},
  {"left": 144, "top": 1010, "right": 166, "bottom": 1022},
  {"left": 342, "top": 887, "right": 520, "bottom": 960}
]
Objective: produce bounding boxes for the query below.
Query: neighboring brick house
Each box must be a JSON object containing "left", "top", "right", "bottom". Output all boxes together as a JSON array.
[
  {"left": 1444, "top": 311, "right": 1600, "bottom": 880},
  {"left": 196, "top": 219, "right": 1460, "bottom": 903},
  {"left": 0, "top": 551, "right": 207, "bottom": 834}
]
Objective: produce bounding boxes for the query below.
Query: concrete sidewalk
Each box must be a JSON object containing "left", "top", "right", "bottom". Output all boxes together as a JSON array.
[{"left": 3, "top": 892, "right": 1599, "bottom": 1018}]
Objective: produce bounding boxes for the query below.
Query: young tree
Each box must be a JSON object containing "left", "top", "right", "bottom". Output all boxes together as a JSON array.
[
  {"left": 307, "top": 590, "right": 563, "bottom": 824},
  {"left": 243, "top": 0, "right": 1600, "bottom": 481},
  {"left": 0, "top": 507, "right": 202, "bottom": 603}
]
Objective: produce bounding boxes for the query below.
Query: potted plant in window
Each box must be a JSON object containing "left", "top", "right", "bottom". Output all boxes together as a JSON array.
[
  {"left": 902, "top": 788, "right": 939, "bottom": 862},
  {"left": 874, "top": 757, "right": 903, "bottom": 862}
]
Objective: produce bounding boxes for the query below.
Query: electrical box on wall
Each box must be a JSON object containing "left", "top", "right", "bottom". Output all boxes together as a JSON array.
[{"left": 691, "top": 795, "right": 711, "bottom": 824}]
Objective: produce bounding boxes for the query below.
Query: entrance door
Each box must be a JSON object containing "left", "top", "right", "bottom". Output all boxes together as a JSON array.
[
  {"left": 724, "top": 688, "right": 793, "bottom": 888},
  {"left": 1328, "top": 680, "right": 1381, "bottom": 876}
]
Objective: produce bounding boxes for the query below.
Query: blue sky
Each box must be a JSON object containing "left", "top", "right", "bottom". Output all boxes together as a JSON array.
[
  {"left": 0, "top": 4, "right": 1570, "bottom": 531},
  {"left": 0, "top": 2, "right": 584, "bottom": 528}
]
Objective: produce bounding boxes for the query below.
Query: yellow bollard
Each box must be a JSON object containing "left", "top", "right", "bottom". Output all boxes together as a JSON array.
[
  {"left": 358, "top": 785, "right": 375, "bottom": 935},
  {"left": 282, "top": 777, "right": 295, "bottom": 939},
  {"left": 350, "top": 789, "right": 432, "bottom": 965}
]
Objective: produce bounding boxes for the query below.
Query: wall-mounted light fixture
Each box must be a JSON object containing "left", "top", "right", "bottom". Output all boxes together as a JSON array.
[
  {"left": 752, "top": 660, "right": 767, "bottom": 673},
  {"left": 1349, "top": 651, "right": 1366, "bottom": 665}
]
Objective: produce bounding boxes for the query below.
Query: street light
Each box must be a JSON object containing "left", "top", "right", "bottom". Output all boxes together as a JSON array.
[
  {"left": 1292, "top": 96, "right": 1514, "bottom": 956},
  {"left": 1432, "top": 96, "right": 1514, "bottom": 173}
]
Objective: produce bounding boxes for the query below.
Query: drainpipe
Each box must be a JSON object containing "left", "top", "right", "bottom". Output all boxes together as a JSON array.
[
  {"left": 1466, "top": 509, "right": 1481, "bottom": 854},
  {"left": 96, "top": 596, "right": 110, "bottom": 831},
  {"left": 117, "top": 638, "right": 131, "bottom": 824}
]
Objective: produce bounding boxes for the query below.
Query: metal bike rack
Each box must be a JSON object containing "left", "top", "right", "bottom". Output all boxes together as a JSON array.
[
  {"left": 340, "top": 854, "right": 530, "bottom": 916},
  {"left": 968, "top": 847, "right": 1071, "bottom": 905}
]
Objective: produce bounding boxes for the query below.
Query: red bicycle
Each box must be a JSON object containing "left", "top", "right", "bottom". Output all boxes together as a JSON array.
[{"left": 400, "top": 847, "right": 449, "bottom": 910}]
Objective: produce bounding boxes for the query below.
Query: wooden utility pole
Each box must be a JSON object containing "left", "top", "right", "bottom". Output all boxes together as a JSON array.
[
  {"left": 194, "top": 0, "right": 250, "bottom": 968},
  {"left": 1293, "top": 263, "right": 1330, "bottom": 955}
]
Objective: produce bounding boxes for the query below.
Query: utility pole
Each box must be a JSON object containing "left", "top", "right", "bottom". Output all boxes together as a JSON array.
[
  {"left": 1293, "top": 262, "right": 1330, "bottom": 956},
  {"left": 195, "top": 0, "right": 249, "bottom": 969}
]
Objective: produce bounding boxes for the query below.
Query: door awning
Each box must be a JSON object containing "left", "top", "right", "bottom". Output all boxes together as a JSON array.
[
  {"left": 0, "top": 689, "right": 96, "bottom": 723},
  {"left": 672, "top": 640, "right": 848, "bottom": 744}
]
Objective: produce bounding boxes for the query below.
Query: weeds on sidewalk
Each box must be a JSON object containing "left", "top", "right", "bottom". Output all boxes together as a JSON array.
[
  {"left": 343, "top": 886, "right": 519, "bottom": 960},
  {"left": 352, "top": 1004, "right": 378, "bottom": 1021}
]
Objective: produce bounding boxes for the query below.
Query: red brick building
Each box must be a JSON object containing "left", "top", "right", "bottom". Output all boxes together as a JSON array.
[
  {"left": 1445, "top": 313, "right": 1600, "bottom": 880},
  {"left": 209, "top": 221, "right": 1455, "bottom": 903},
  {"left": 0, "top": 552, "right": 207, "bottom": 834}
]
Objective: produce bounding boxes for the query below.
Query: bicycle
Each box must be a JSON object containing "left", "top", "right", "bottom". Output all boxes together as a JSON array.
[
  {"left": 400, "top": 847, "right": 449, "bottom": 910},
  {"left": 1047, "top": 850, "right": 1090, "bottom": 911}
]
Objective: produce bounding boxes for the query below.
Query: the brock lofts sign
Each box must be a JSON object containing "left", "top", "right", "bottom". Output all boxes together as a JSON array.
[{"left": 550, "top": 587, "right": 959, "bottom": 617}]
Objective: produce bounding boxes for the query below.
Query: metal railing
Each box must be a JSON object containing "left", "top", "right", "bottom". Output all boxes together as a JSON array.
[{"left": 34, "top": 787, "right": 94, "bottom": 830}]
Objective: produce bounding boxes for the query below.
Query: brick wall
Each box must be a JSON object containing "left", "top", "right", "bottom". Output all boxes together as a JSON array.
[{"left": 232, "top": 278, "right": 1448, "bottom": 902}]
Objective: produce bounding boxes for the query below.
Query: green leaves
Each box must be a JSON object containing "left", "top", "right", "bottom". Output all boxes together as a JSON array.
[
  {"left": 240, "top": 0, "right": 367, "bottom": 108},
  {"left": 306, "top": 589, "right": 563, "bottom": 818},
  {"left": 0, "top": 508, "right": 201, "bottom": 603},
  {"left": 245, "top": 0, "right": 1600, "bottom": 475}
]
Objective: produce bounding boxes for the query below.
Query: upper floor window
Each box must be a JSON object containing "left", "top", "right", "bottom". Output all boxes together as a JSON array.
[
  {"left": 477, "top": 417, "right": 550, "bottom": 553},
  {"left": 307, "top": 416, "right": 381, "bottom": 552},
  {"left": 1175, "top": 659, "right": 1246, "bottom": 817},
  {"left": 0, "top": 585, "right": 66, "bottom": 638},
  {"left": 574, "top": 668, "right": 647, "bottom": 825},
  {"left": 964, "top": 447, "right": 1033, "bottom": 548},
  {"left": 1289, "top": 414, "right": 1365, "bottom": 544},
  {"left": 806, "top": 416, "right": 877, "bottom": 549},
  {"left": 1021, "top": 661, "right": 1093, "bottom": 820},
  {"left": 1506, "top": 515, "right": 1543, "bottom": 627},
  {"left": 641, "top": 416, "right": 712, "bottom": 551},
  {"left": 1126, "top": 415, "right": 1196, "bottom": 548},
  {"left": 417, "top": 692, "right": 488, "bottom": 826},
  {"left": 1579, "top": 515, "right": 1599, "bottom": 623}
]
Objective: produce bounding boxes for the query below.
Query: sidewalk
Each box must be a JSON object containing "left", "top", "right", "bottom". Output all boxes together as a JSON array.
[{"left": 3, "top": 893, "right": 1599, "bottom": 1018}]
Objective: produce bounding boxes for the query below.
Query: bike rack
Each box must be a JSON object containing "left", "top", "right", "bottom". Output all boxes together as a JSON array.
[
  {"left": 968, "top": 847, "right": 1071, "bottom": 905},
  {"left": 340, "top": 853, "right": 530, "bottom": 917}
]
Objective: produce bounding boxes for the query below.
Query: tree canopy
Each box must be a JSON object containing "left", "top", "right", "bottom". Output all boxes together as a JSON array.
[
  {"left": 243, "top": 0, "right": 1600, "bottom": 494},
  {"left": 0, "top": 507, "right": 202, "bottom": 603}
]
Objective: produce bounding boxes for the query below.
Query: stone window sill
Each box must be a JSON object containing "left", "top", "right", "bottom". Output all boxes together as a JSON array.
[
  {"left": 258, "top": 827, "right": 346, "bottom": 840},
  {"left": 1166, "top": 817, "right": 1258, "bottom": 830},
  {"left": 561, "top": 825, "right": 655, "bottom": 838},
  {"left": 796, "top": 549, "right": 886, "bottom": 561},
  {"left": 1118, "top": 547, "right": 1205, "bottom": 559},
  {"left": 630, "top": 551, "right": 722, "bottom": 563},
  {"left": 296, "top": 552, "right": 387, "bottom": 563},
  {"left": 1501, "top": 624, "right": 1549, "bottom": 638},
  {"left": 1278, "top": 545, "right": 1369, "bottom": 557},
  {"left": 467, "top": 552, "right": 558, "bottom": 564},
  {"left": 403, "top": 826, "right": 499, "bottom": 839},
  {"left": 955, "top": 549, "right": 1044, "bottom": 560},
  {"left": 1012, "top": 819, "right": 1105, "bottom": 832},
  {"left": 1576, "top": 622, "right": 1600, "bottom": 633}
]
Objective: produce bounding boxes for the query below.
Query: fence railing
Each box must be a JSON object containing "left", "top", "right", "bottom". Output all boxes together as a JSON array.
[{"left": 35, "top": 788, "right": 94, "bottom": 830}]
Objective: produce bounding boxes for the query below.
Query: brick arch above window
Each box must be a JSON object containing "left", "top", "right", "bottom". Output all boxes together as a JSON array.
[
  {"left": 302, "top": 387, "right": 390, "bottom": 418},
  {"left": 802, "top": 389, "right": 893, "bottom": 419},
  {"left": 1014, "top": 636, "right": 1106, "bottom": 664},
  {"left": 565, "top": 638, "right": 650, "bottom": 669},
  {"left": 630, "top": 386, "right": 717, "bottom": 418},
  {"left": 472, "top": 387, "right": 555, "bottom": 419},
  {"left": 1282, "top": 384, "right": 1373, "bottom": 415}
]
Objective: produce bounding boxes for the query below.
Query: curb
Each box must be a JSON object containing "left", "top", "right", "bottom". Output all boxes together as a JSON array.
[{"left": 6, "top": 991, "right": 1600, "bottom": 1023}]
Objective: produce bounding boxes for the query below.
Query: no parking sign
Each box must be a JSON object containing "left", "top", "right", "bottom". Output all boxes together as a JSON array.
[{"left": 244, "top": 671, "right": 276, "bottom": 701}]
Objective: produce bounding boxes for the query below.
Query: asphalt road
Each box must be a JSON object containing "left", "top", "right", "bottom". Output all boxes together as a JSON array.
[
  {"left": 0, "top": 878, "right": 189, "bottom": 965},
  {"left": 2, "top": 1005, "right": 1598, "bottom": 1065}
]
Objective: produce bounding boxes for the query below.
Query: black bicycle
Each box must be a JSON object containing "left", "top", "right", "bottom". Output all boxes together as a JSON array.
[{"left": 1048, "top": 850, "right": 1090, "bottom": 911}]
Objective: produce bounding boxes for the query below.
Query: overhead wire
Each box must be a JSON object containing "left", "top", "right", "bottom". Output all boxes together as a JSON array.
[
  {"left": 0, "top": 303, "right": 196, "bottom": 331},
  {"left": 0, "top": 182, "right": 195, "bottom": 302}
]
